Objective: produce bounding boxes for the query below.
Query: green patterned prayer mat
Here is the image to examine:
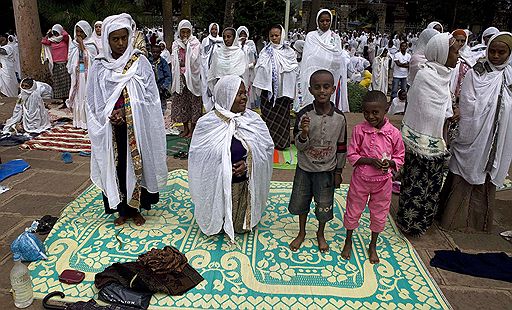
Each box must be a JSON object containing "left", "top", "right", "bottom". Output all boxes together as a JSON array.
[
  {"left": 167, "top": 135, "right": 190, "bottom": 156},
  {"left": 29, "top": 169, "right": 451, "bottom": 309},
  {"left": 498, "top": 178, "right": 512, "bottom": 192}
]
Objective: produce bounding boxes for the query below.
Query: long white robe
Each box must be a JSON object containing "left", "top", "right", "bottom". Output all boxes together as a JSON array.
[
  {"left": 0, "top": 45, "right": 19, "bottom": 97},
  {"left": 200, "top": 33, "right": 223, "bottom": 111},
  {"left": 3, "top": 81, "right": 52, "bottom": 134},
  {"left": 371, "top": 52, "right": 390, "bottom": 93}
]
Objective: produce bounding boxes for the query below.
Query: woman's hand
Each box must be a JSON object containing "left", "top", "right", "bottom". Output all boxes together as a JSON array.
[
  {"left": 334, "top": 172, "right": 342, "bottom": 188},
  {"left": 232, "top": 160, "right": 247, "bottom": 177},
  {"left": 109, "top": 108, "right": 125, "bottom": 126}
]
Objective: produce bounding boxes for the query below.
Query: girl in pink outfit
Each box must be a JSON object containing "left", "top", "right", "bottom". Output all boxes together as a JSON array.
[{"left": 341, "top": 90, "right": 405, "bottom": 264}]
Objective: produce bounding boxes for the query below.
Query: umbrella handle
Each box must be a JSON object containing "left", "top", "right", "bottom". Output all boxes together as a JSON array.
[{"left": 42, "top": 291, "right": 67, "bottom": 309}]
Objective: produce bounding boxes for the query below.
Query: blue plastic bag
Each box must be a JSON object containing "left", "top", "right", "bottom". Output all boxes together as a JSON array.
[{"left": 10, "top": 222, "right": 47, "bottom": 262}]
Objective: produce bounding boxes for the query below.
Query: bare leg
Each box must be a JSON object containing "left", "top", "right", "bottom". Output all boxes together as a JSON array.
[
  {"left": 341, "top": 229, "right": 353, "bottom": 260},
  {"left": 368, "top": 231, "right": 380, "bottom": 264},
  {"left": 132, "top": 212, "right": 146, "bottom": 226},
  {"left": 289, "top": 213, "right": 307, "bottom": 251},
  {"left": 186, "top": 122, "right": 196, "bottom": 138},
  {"left": 180, "top": 122, "right": 190, "bottom": 137},
  {"left": 316, "top": 221, "right": 329, "bottom": 252}
]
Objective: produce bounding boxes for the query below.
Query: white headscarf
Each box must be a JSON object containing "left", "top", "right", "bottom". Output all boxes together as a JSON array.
[
  {"left": 67, "top": 20, "right": 97, "bottom": 74},
  {"left": 449, "top": 32, "right": 512, "bottom": 187},
  {"left": 188, "top": 75, "right": 274, "bottom": 241},
  {"left": 99, "top": 13, "right": 135, "bottom": 71},
  {"left": 87, "top": 13, "right": 168, "bottom": 209},
  {"left": 482, "top": 27, "right": 500, "bottom": 45},
  {"left": 208, "top": 23, "right": 220, "bottom": 40},
  {"left": 297, "top": 9, "right": 349, "bottom": 112},
  {"left": 92, "top": 21, "right": 103, "bottom": 55},
  {"left": 408, "top": 28, "right": 439, "bottom": 84},
  {"left": 201, "top": 22, "right": 224, "bottom": 111},
  {"left": 49, "top": 24, "right": 65, "bottom": 43},
  {"left": 208, "top": 27, "right": 247, "bottom": 85},
  {"left": 402, "top": 33, "right": 454, "bottom": 157},
  {"left": 171, "top": 19, "right": 202, "bottom": 96},
  {"left": 427, "top": 21, "right": 443, "bottom": 33},
  {"left": 254, "top": 25, "right": 298, "bottom": 103}
]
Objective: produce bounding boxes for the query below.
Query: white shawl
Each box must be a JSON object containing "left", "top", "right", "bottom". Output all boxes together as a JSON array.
[
  {"left": 3, "top": 80, "right": 52, "bottom": 134},
  {"left": 253, "top": 26, "right": 298, "bottom": 102},
  {"left": 200, "top": 23, "right": 223, "bottom": 112},
  {"left": 170, "top": 20, "right": 202, "bottom": 96},
  {"left": 371, "top": 48, "right": 389, "bottom": 93},
  {"left": 188, "top": 75, "right": 274, "bottom": 241},
  {"left": 208, "top": 28, "right": 247, "bottom": 88},
  {"left": 408, "top": 29, "right": 439, "bottom": 85},
  {"left": 66, "top": 20, "right": 98, "bottom": 108},
  {"left": 402, "top": 33, "right": 454, "bottom": 157},
  {"left": 297, "top": 9, "right": 349, "bottom": 112},
  {"left": 449, "top": 32, "right": 512, "bottom": 187},
  {"left": 92, "top": 21, "right": 103, "bottom": 56},
  {"left": 0, "top": 44, "right": 18, "bottom": 97},
  {"left": 427, "top": 21, "right": 443, "bottom": 33},
  {"left": 159, "top": 41, "right": 171, "bottom": 63},
  {"left": 87, "top": 13, "right": 167, "bottom": 209}
]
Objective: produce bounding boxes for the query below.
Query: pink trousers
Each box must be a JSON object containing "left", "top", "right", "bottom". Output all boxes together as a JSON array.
[{"left": 343, "top": 173, "right": 392, "bottom": 233}]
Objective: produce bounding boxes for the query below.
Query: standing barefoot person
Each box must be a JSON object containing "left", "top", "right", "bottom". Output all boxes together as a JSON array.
[
  {"left": 288, "top": 70, "right": 347, "bottom": 253},
  {"left": 87, "top": 13, "right": 168, "bottom": 226},
  {"left": 341, "top": 91, "right": 405, "bottom": 264}
]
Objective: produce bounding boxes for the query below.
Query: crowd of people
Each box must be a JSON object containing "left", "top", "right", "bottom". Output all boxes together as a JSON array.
[{"left": 0, "top": 8, "right": 511, "bottom": 264}]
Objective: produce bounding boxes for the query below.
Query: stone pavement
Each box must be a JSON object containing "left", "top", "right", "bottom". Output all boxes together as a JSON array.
[{"left": 0, "top": 97, "right": 510, "bottom": 309}]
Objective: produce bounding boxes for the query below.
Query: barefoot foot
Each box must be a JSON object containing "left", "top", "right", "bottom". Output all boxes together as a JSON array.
[
  {"left": 289, "top": 233, "right": 306, "bottom": 252},
  {"left": 368, "top": 244, "right": 380, "bottom": 264},
  {"left": 132, "top": 212, "right": 146, "bottom": 226},
  {"left": 341, "top": 240, "right": 352, "bottom": 260},
  {"left": 114, "top": 216, "right": 128, "bottom": 226},
  {"left": 316, "top": 232, "right": 329, "bottom": 253}
]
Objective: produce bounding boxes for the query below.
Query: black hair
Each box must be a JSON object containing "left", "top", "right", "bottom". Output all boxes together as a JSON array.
[
  {"left": 21, "top": 78, "right": 34, "bottom": 88},
  {"left": 362, "top": 90, "right": 388, "bottom": 107},
  {"left": 310, "top": 69, "right": 334, "bottom": 85},
  {"left": 268, "top": 25, "right": 282, "bottom": 34}
]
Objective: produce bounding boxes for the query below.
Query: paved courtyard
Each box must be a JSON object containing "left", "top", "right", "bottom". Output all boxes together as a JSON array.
[{"left": 0, "top": 98, "right": 510, "bottom": 309}]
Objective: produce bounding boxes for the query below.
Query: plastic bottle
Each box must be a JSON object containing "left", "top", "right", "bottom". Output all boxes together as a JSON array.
[{"left": 10, "top": 255, "right": 34, "bottom": 308}]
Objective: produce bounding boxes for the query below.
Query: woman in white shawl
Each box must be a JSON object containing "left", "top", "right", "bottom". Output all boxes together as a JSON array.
[
  {"left": 200, "top": 23, "right": 223, "bottom": 111},
  {"left": 170, "top": 19, "right": 202, "bottom": 138},
  {"left": 371, "top": 47, "right": 390, "bottom": 94},
  {"left": 189, "top": 75, "right": 274, "bottom": 241},
  {"left": 439, "top": 32, "right": 512, "bottom": 233},
  {"left": 92, "top": 21, "right": 103, "bottom": 56},
  {"left": 66, "top": 20, "right": 98, "bottom": 129},
  {"left": 208, "top": 27, "right": 247, "bottom": 101},
  {"left": 158, "top": 41, "right": 171, "bottom": 64},
  {"left": 0, "top": 37, "right": 18, "bottom": 97},
  {"left": 3, "top": 78, "right": 52, "bottom": 134},
  {"left": 237, "top": 26, "right": 258, "bottom": 109},
  {"left": 7, "top": 35, "right": 20, "bottom": 79},
  {"left": 253, "top": 25, "right": 299, "bottom": 150},
  {"left": 470, "top": 26, "right": 500, "bottom": 61},
  {"left": 297, "top": 9, "right": 348, "bottom": 112},
  {"left": 87, "top": 13, "right": 167, "bottom": 226},
  {"left": 408, "top": 28, "right": 439, "bottom": 85},
  {"left": 396, "top": 33, "right": 460, "bottom": 236}
]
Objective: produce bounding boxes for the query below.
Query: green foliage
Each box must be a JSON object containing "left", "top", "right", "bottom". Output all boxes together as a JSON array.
[
  {"left": 38, "top": 0, "right": 142, "bottom": 35},
  {"left": 347, "top": 82, "right": 368, "bottom": 113}
]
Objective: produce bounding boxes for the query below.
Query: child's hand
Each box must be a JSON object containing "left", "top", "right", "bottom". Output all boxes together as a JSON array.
[
  {"left": 369, "top": 158, "right": 385, "bottom": 169},
  {"left": 300, "top": 116, "right": 310, "bottom": 138},
  {"left": 334, "top": 172, "right": 342, "bottom": 188}
]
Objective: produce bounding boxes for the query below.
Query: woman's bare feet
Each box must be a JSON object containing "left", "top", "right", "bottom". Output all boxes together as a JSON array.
[
  {"left": 316, "top": 231, "right": 329, "bottom": 253},
  {"left": 341, "top": 239, "right": 352, "bottom": 260},
  {"left": 114, "top": 216, "right": 128, "bottom": 226},
  {"left": 179, "top": 130, "right": 189, "bottom": 138},
  {"left": 132, "top": 212, "right": 146, "bottom": 226},
  {"left": 368, "top": 243, "right": 380, "bottom": 264},
  {"left": 289, "top": 232, "right": 306, "bottom": 252}
]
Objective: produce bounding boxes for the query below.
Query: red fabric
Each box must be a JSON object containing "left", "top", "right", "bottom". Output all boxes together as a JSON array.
[{"left": 41, "top": 31, "right": 70, "bottom": 62}]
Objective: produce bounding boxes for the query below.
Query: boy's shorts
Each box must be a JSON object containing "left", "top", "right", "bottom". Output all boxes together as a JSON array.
[{"left": 288, "top": 167, "right": 335, "bottom": 223}]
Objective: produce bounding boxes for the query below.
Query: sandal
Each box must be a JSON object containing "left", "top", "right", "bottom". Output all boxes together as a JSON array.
[
  {"left": 173, "top": 151, "right": 186, "bottom": 159},
  {"left": 499, "top": 230, "right": 512, "bottom": 242},
  {"left": 36, "top": 215, "right": 59, "bottom": 235}
]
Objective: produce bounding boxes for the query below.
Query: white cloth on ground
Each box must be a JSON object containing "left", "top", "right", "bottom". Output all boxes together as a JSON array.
[
  {"left": 188, "top": 75, "right": 274, "bottom": 241},
  {"left": 87, "top": 13, "right": 167, "bottom": 209}
]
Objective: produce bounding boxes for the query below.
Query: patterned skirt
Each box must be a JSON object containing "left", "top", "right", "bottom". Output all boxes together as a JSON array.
[
  {"left": 52, "top": 62, "right": 71, "bottom": 100},
  {"left": 171, "top": 75, "right": 202, "bottom": 123},
  {"left": 232, "top": 180, "right": 250, "bottom": 234},
  {"left": 260, "top": 93, "right": 291, "bottom": 150},
  {"left": 396, "top": 150, "right": 446, "bottom": 236}
]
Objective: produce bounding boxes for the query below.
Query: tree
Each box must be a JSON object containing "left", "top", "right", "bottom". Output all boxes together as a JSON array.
[
  {"left": 162, "top": 0, "right": 173, "bottom": 49},
  {"left": 223, "top": 0, "right": 236, "bottom": 28},
  {"left": 13, "top": 0, "right": 48, "bottom": 81},
  {"left": 181, "top": 0, "right": 192, "bottom": 19},
  {"left": 307, "top": 0, "right": 321, "bottom": 32}
]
